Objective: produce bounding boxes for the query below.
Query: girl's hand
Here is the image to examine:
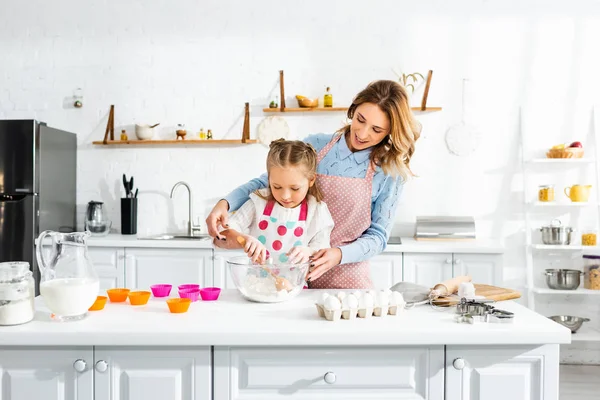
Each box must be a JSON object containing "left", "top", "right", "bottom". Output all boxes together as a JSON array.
[
  {"left": 241, "top": 235, "right": 267, "bottom": 264},
  {"left": 205, "top": 199, "right": 230, "bottom": 240},
  {"left": 306, "top": 248, "right": 342, "bottom": 282},
  {"left": 286, "top": 246, "right": 313, "bottom": 264}
]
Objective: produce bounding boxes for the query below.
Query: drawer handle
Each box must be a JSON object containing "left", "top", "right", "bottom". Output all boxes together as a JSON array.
[
  {"left": 73, "top": 359, "right": 87, "bottom": 373},
  {"left": 445, "top": 258, "right": 452, "bottom": 264},
  {"left": 95, "top": 360, "right": 109, "bottom": 373},
  {"left": 323, "top": 371, "right": 336, "bottom": 384},
  {"left": 453, "top": 358, "right": 466, "bottom": 370}
]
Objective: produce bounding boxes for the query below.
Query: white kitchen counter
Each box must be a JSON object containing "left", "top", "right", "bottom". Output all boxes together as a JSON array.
[
  {"left": 0, "top": 290, "right": 568, "bottom": 347},
  {"left": 53, "top": 234, "right": 504, "bottom": 253}
]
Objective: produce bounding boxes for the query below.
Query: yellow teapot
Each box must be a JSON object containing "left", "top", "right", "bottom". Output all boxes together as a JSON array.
[{"left": 564, "top": 185, "right": 592, "bottom": 202}]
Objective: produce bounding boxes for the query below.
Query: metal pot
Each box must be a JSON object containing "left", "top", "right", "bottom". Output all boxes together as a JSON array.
[
  {"left": 540, "top": 219, "right": 573, "bottom": 245},
  {"left": 545, "top": 269, "right": 583, "bottom": 290},
  {"left": 548, "top": 315, "right": 590, "bottom": 333}
]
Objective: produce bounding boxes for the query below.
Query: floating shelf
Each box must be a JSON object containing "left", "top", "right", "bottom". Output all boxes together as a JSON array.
[
  {"left": 531, "top": 287, "right": 600, "bottom": 295},
  {"left": 93, "top": 139, "right": 258, "bottom": 146},
  {"left": 529, "top": 201, "right": 599, "bottom": 207},
  {"left": 527, "top": 158, "right": 596, "bottom": 164},
  {"left": 262, "top": 106, "right": 443, "bottom": 114},
  {"left": 531, "top": 244, "right": 588, "bottom": 250}
]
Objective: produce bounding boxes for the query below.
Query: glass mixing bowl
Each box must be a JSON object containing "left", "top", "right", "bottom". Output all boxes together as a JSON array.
[{"left": 227, "top": 256, "right": 309, "bottom": 303}]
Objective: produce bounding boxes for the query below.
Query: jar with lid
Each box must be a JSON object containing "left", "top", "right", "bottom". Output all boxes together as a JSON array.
[
  {"left": 582, "top": 228, "right": 597, "bottom": 246},
  {"left": 0, "top": 261, "right": 35, "bottom": 326},
  {"left": 538, "top": 185, "right": 555, "bottom": 202},
  {"left": 583, "top": 255, "right": 600, "bottom": 289}
]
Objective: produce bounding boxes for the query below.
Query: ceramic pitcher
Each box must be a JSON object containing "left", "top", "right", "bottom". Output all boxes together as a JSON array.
[{"left": 564, "top": 185, "right": 592, "bottom": 202}]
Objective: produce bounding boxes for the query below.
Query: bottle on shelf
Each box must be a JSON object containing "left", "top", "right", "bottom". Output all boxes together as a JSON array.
[
  {"left": 207, "top": 129, "right": 213, "bottom": 140},
  {"left": 120, "top": 130, "right": 128, "bottom": 141},
  {"left": 199, "top": 127, "right": 206, "bottom": 140},
  {"left": 269, "top": 95, "right": 279, "bottom": 109},
  {"left": 324, "top": 87, "right": 333, "bottom": 108}
]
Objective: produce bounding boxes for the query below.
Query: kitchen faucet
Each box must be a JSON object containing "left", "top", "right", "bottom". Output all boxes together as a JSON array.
[{"left": 170, "top": 181, "right": 202, "bottom": 237}]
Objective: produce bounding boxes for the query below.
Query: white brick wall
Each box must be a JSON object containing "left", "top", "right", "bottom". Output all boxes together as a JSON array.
[{"left": 3, "top": 1, "right": 600, "bottom": 354}]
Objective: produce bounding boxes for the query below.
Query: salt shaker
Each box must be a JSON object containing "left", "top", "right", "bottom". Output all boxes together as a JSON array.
[{"left": 0, "top": 262, "right": 35, "bottom": 326}]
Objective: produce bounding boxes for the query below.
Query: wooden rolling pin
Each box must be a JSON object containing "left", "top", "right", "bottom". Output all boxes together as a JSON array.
[{"left": 431, "top": 276, "right": 472, "bottom": 297}]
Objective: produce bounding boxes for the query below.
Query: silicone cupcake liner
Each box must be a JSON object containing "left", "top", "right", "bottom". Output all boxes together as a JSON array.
[
  {"left": 178, "top": 284, "right": 200, "bottom": 291},
  {"left": 107, "top": 288, "right": 130, "bottom": 302},
  {"left": 167, "top": 298, "right": 191, "bottom": 313},
  {"left": 150, "top": 284, "right": 172, "bottom": 297},
  {"left": 128, "top": 291, "right": 151, "bottom": 306},
  {"left": 179, "top": 288, "right": 200, "bottom": 302},
  {"left": 200, "top": 287, "right": 221, "bottom": 301},
  {"left": 89, "top": 296, "right": 107, "bottom": 311}
]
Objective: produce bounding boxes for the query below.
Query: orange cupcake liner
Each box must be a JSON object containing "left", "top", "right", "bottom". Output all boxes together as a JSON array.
[
  {"left": 89, "top": 296, "right": 107, "bottom": 311},
  {"left": 106, "top": 288, "right": 130, "bottom": 302},
  {"left": 128, "top": 291, "right": 151, "bottom": 306},
  {"left": 167, "top": 298, "right": 191, "bottom": 313}
]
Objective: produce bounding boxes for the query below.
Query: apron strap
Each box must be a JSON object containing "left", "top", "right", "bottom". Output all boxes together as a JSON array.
[
  {"left": 298, "top": 199, "right": 308, "bottom": 221},
  {"left": 262, "top": 200, "right": 276, "bottom": 216}
]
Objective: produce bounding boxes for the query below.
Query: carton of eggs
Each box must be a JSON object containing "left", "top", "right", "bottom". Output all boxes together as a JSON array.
[{"left": 315, "top": 290, "right": 406, "bottom": 321}]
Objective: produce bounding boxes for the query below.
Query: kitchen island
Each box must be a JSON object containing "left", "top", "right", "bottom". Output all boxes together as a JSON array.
[{"left": 0, "top": 289, "right": 570, "bottom": 400}]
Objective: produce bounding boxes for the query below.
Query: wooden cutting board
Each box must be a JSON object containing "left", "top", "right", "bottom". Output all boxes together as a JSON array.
[{"left": 431, "top": 284, "right": 521, "bottom": 306}]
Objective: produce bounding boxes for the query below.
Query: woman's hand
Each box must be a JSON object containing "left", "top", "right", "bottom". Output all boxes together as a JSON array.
[
  {"left": 286, "top": 246, "right": 313, "bottom": 264},
  {"left": 240, "top": 235, "right": 267, "bottom": 264},
  {"left": 206, "top": 199, "right": 230, "bottom": 240},
  {"left": 306, "top": 248, "right": 342, "bottom": 282}
]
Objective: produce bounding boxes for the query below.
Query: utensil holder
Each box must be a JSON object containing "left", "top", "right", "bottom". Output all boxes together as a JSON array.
[{"left": 121, "top": 198, "right": 138, "bottom": 235}]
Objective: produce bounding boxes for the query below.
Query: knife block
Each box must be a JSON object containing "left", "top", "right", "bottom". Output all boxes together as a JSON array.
[{"left": 121, "top": 198, "right": 138, "bottom": 235}]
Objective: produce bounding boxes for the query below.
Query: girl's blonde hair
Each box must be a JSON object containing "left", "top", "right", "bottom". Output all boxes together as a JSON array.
[
  {"left": 258, "top": 139, "right": 323, "bottom": 202},
  {"left": 339, "top": 80, "right": 421, "bottom": 180}
]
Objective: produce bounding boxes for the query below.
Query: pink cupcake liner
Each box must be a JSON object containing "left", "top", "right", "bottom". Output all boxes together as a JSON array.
[
  {"left": 200, "top": 287, "right": 221, "bottom": 301},
  {"left": 178, "top": 284, "right": 200, "bottom": 291},
  {"left": 179, "top": 288, "right": 200, "bottom": 302},
  {"left": 150, "top": 284, "right": 172, "bottom": 297}
]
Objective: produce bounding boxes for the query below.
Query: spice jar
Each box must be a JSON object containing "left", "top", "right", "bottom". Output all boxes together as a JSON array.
[
  {"left": 207, "top": 129, "right": 213, "bottom": 140},
  {"left": 582, "top": 229, "right": 598, "bottom": 246},
  {"left": 538, "top": 185, "right": 555, "bottom": 202},
  {"left": 0, "top": 262, "right": 35, "bottom": 326},
  {"left": 199, "top": 127, "right": 206, "bottom": 140},
  {"left": 583, "top": 255, "right": 600, "bottom": 289}
]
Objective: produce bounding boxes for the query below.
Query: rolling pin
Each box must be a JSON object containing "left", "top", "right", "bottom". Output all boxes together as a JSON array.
[{"left": 431, "top": 276, "right": 472, "bottom": 297}]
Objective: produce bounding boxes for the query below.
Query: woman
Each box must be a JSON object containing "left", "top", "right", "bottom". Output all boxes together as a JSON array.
[{"left": 207, "top": 80, "right": 421, "bottom": 289}]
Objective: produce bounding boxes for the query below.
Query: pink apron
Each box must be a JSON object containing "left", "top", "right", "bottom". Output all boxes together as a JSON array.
[
  {"left": 256, "top": 198, "right": 309, "bottom": 265},
  {"left": 309, "top": 133, "right": 375, "bottom": 289}
]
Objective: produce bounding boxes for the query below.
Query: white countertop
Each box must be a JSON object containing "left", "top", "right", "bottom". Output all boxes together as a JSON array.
[
  {"left": 52, "top": 234, "right": 504, "bottom": 253},
  {"left": 0, "top": 290, "right": 568, "bottom": 346}
]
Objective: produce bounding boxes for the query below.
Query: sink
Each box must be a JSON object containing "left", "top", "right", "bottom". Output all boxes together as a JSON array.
[
  {"left": 388, "top": 236, "right": 402, "bottom": 245},
  {"left": 138, "top": 234, "right": 212, "bottom": 241}
]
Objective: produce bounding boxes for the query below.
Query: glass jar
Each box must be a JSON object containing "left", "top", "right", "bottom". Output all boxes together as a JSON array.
[
  {"left": 538, "top": 185, "right": 555, "bottom": 202},
  {"left": 583, "top": 255, "right": 600, "bottom": 290},
  {"left": 0, "top": 262, "right": 35, "bottom": 326},
  {"left": 582, "top": 229, "right": 597, "bottom": 246}
]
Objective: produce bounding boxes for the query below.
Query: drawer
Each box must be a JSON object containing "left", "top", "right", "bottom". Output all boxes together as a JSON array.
[{"left": 214, "top": 346, "right": 444, "bottom": 400}]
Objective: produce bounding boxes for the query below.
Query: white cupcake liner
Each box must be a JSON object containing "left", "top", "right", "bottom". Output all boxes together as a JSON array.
[
  {"left": 342, "top": 308, "right": 358, "bottom": 320},
  {"left": 358, "top": 307, "right": 374, "bottom": 318},
  {"left": 324, "top": 309, "right": 342, "bottom": 321}
]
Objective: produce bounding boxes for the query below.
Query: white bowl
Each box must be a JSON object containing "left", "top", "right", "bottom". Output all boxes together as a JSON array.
[{"left": 135, "top": 124, "right": 155, "bottom": 140}]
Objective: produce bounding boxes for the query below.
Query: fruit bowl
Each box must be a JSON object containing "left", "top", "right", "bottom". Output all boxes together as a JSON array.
[
  {"left": 227, "top": 256, "right": 309, "bottom": 303},
  {"left": 296, "top": 97, "right": 319, "bottom": 108},
  {"left": 546, "top": 148, "right": 584, "bottom": 159}
]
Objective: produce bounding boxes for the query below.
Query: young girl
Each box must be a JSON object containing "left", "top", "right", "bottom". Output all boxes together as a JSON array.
[{"left": 221, "top": 139, "right": 334, "bottom": 264}]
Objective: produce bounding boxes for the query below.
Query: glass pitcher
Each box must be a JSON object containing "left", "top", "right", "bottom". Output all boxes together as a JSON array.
[{"left": 36, "top": 230, "right": 99, "bottom": 322}]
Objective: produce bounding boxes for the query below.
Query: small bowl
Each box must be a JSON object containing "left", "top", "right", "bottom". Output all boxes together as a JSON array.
[
  {"left": 150, "top": 284, "right": 172, "bottom": 298},
  {"left": 178, "top": 284, "right": 200, "bottom": 291},
  {"left": 179, "top": 288, "right": 200, "bottom": 302},
  {"left": 200, "top": 287, "right": 221, "bottom": 301},
  {"left": 549, "top": 315, "right": 590, "bottom": 333},
  {"left": 297, "top": 98, "right": 319, "bottom": 108},
  {"left": 107, "top": 288, "right": 130, "bottom": 302},
  {"left": 135, "top": 124, "right": 155, "bottom": 140},
  {"left": 89, "top": 296, "right": 107, "bottom": 311},
  {"left": 167, "top": 298, "right": 191, "bottom": 313},
  {"left": 86, "top": 220, "right": 112, "bottom": 236},
  {"left": 128, "top": 291, "right": 151, "bottom": 306}
]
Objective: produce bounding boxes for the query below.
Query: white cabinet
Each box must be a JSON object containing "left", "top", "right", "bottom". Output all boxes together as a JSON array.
[
  {"left": 445, "top": 345, "right": 559, "bottom": 400},
  {"left": 403, "top": 253, "right": 453, "bottom": 288},
  {"left": 403, "top": 253, "right": 502, "bottom": 288},
  {"left": 214, "top": 346, "right": 445, "bottom": 400},
  {"left": 94, "top": 347, "right": 211, "bottom": 400},
  {"left": 0, "top": 347, "right": 94, "bottom": 400},
  {"left": 369, "top": 253, "right": 403, "bottom": 289},
  {"left": 124, "top": 248, "right": 212, "bottom": 289},
  {"left": 88, "top": 247, "right": 125, "bottom": 291}
]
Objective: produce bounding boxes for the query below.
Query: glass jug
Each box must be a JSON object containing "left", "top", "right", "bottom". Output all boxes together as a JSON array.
[{"left": 36, "top": 230, "right": 99, "bottom": 322}]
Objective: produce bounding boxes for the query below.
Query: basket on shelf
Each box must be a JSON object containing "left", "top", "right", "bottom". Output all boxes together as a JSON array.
[{"left": 546, "top": 147, "right": 584, "bottom": 159}]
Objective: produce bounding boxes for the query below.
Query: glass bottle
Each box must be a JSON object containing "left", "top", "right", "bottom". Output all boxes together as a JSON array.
[
  {"left": 324, "top": 87, "right": 333, "bottom": 108},
  {"left": 0, "top": 262, "right": 35, "bottom": 326},
  {"left": 269, "top": 95, "right": 279, "bottom": 109},
  {"left": 207, "top": 129, "right": 213, "bottom": 140},
  {"left": 538, "top": 185, "right": 555, "bottom": 202},
  {"left": 199, "top": 128, "right": 206, "bottom": 140}
]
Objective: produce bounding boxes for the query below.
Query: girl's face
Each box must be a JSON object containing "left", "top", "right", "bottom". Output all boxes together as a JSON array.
[
  {"left": 269, "top": 165, "right": 315, "bottom": 208},
  {"left": 348, "top": 102, "right": 390, "bottom": 151}
]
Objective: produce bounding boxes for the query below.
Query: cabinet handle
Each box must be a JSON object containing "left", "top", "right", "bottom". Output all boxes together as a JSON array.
[
  {"left": 453, "top": 358, "right": 466, "bottom": 370},
  {"left": 73, "top": 359, "right": 87, "bottom": 372},
  {"left": 95, "top": 360, "right": 109, "bottom": 373},
  {"left": 323, "top": 371, "right": 336, "bottom": 384},
  {"left": 455, "top": 259, "right": 462, "bottom": 264},
  {"left": 445, "top": 258, "right": 452, "bottom": 264}
]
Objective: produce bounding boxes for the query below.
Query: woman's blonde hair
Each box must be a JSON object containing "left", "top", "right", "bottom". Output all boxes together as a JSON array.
[
  {"left": 339, "top": 80, "right": 421, "bottom": 179},
  {"left": 257, "top": 139, "right": 323, "bottom": 202}
]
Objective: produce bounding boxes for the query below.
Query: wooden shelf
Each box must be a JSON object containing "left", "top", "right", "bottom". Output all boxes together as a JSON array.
[
  {"left": 531, "top": 244, "right": 594, "bottom": 251},
  {"left": 93, "top": 139, "right": 258, "bottom": 146},
  {"left": 531, "top": 287, "right": 600, "bottom": 295},
  {"left": 528, "top": 158, "right": 595, "bottom": 164},
  {"left": 263, "top": 106, "right": 442, "bottom": 114}
]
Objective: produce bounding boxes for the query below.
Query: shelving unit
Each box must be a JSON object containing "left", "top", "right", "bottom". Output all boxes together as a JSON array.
[{"left": 521, "top": 106, "right": 600, "bottom": 343}]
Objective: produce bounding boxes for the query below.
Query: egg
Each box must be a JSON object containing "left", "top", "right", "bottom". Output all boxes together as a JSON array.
[
  {"left": 318, "top": 292, "right": 330, "bottom": 306},
  {"left": 376, "top": 290, "right": 389, "bottom": 307},
  {"left": 359, "top": 292, "right": 374, "bottom": 308},
  {"left": 336, "top": 292, "right": 347, "bottom": 302},
  {"left": 324, "top": 296, "right": 342, "bottom": 311},
  {"left": 390, "top": 291, "right": 405, "bottom": 306},
  {"left": 351, "top": 291, "right": 362, "bottom": 300},
  {"left": 342, "top": 294, "right": 359, "bottom": 309}
]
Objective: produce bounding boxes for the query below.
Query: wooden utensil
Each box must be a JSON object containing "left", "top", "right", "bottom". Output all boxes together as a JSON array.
[{"left": 236, "top": 236, "right": 293, "bottom": 292}]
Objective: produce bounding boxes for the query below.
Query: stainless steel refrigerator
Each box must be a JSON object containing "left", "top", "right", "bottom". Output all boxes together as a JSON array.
[{"left": 0, "top": 120, "right": 76, "bottom": 294}]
